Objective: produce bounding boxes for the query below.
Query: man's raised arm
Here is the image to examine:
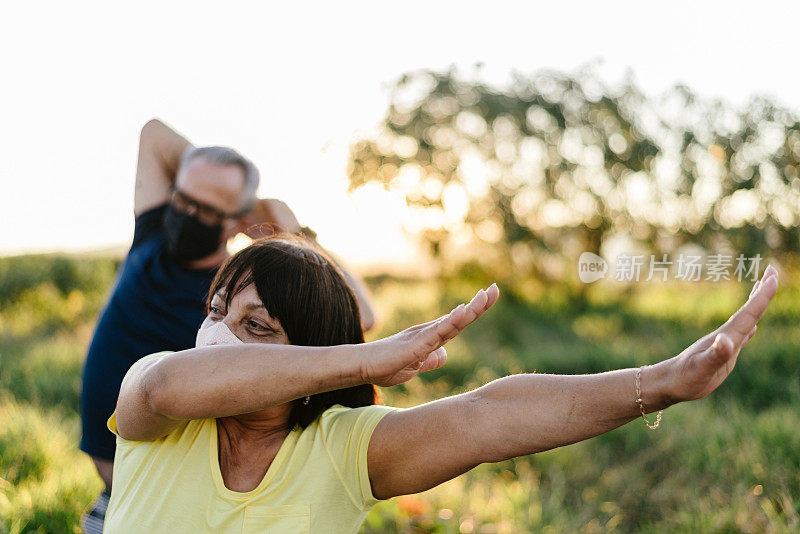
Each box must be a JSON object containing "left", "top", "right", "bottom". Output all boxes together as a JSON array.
[
  {"left": 243, "top": 198, "right": 378, "bottom": 331},
  {"left": 134, "top": 118, "right": 193, "bottom": 216}
]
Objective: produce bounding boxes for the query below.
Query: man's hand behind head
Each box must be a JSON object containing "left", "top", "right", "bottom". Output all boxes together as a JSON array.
[{"left": 242, "top": 199, "right": 302, "bottom": 239}]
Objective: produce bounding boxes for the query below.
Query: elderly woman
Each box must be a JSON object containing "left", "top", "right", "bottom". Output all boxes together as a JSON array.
[{"left": 103, "top": 238, "right": 779, "bottom": 532}]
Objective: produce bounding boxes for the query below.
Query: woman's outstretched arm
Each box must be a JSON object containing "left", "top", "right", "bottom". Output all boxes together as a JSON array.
[
  {"left": 114, "top": 286, "right": 498, "bottom": 441},
  {"left": 367, "top": 266, "right": 779, "bottom": 500}
]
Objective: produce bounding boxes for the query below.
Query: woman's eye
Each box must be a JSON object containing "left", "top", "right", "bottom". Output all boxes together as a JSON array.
[
  {"left": 209, "top": 305, "right": 225, "bottom": 316},
  {"left": 248, "top": 320, "right": 268, "bottom": 331}
]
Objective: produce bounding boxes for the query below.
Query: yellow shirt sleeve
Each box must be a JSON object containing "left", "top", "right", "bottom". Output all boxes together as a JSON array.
[
  {"left": 106, "top": 350, "right": 175, "bottom": 440},
  {"left": 318, "top": 404, "right": 400, "bottom": 510},
  {"left": 107, "top": 412, "right": 119, "bottom": 436}
]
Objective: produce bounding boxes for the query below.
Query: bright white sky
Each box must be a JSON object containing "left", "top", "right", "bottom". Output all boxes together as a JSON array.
[{"left": 2, "top": 0, "right": 799, "bottom": 268}]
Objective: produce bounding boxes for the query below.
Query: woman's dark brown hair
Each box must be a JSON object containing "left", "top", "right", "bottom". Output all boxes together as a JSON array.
[{"left": 206, "top": 237, "right": 380, "bottom": 429}]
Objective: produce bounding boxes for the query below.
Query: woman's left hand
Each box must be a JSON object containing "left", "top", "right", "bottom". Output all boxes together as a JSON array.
[
  {"left": 360, "top": 284, "right": 500, "bottom": 387},
  {"left": 662, "top": 264, "right": 779, "bottom": 405}
]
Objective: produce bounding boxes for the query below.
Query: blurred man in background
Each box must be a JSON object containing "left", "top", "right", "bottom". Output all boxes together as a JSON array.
[{"left": 79, "top": 119, "right": 376, "bottom": 533}]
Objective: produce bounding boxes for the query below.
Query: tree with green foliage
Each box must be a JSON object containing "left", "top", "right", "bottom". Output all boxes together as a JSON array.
[{"left": 347, "top": 67, "right": 800, "bottom": 286}]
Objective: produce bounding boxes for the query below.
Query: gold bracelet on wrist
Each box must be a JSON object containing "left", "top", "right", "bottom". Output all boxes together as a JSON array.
[{"left": 635, "top": 366, "right": 663, "bottom": 430}]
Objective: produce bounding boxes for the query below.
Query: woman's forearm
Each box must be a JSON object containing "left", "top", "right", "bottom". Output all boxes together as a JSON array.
[
  {"left": 470, "top": 362, "right": 675, "bottom": 462},
  {"left": 144, "top": 344, "right": 363, "bottom": 420}
]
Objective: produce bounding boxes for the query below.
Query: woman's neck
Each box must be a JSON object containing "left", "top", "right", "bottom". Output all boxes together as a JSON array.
[
  {"left": 216, "top": 411, "right": 294, "bottom": 492},
  {"left": 217, "top": 406, "right": 293, "bottom": 448}
]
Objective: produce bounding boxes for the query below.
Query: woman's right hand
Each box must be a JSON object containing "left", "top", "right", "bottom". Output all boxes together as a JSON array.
[
  {"left": 359, "top": 284, "right": 500, "bottom": 387},
  {"left": 658, "top": 264, "right": 779, "bottom": 406}
]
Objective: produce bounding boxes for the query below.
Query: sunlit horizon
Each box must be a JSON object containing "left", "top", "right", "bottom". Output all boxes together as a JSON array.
[{"left": 3, "top": 0, "right": 800, "bottom": 270}]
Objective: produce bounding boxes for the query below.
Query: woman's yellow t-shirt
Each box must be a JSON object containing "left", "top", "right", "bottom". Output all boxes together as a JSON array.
[{"left": 104, "top": 401, "right": 400, "bottom": 533}]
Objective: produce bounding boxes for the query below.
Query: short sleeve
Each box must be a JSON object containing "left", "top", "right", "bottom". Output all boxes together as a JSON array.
[
  {"left": 318, "top": 404, "right": 401, "bottom": 510},
  {"left": 106, "top": 410, "right": 144, "bottom": 452},
  {"left": 131, "top": 203, "right": 167, "bottom": 248},
  {"left": 107, "top": 411, "right": 120, "bottom": 436},
  {"left": 107, "top": 351, "right": 176, "bottom": 442}
]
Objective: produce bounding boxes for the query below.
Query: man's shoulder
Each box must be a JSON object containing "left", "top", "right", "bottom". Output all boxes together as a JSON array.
[{"left": 131, "top": 203, "right": 168, "bottom": 249}]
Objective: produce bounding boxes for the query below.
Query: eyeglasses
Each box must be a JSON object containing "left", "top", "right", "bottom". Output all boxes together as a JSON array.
[{"left": 169, "top": 188, "right": 243, "bottom": 226}]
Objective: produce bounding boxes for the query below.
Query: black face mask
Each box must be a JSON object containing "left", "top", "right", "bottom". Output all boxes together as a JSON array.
[{"left": 162, "top": 205, "right": 224, "bottom": 262}]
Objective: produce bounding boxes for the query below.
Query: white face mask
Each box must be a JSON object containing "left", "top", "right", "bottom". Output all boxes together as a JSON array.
[{"left": 195, "top": 321, "right": 243, "bottom": 348}]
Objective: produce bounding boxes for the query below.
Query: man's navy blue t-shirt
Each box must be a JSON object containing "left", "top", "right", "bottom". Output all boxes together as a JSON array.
[{"left": 79, "top": 204, "right": 218, "bottom": 461}]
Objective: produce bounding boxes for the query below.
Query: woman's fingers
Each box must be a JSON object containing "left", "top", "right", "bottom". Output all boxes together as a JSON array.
[
  {"left": 748, "top": 279, "right": 761, "bottom": 300},
  {"left": 431, "top": 284, "right": 499, "bottom": 346},
  {"left": 719, "top": 265, "right": 778, "bottom": 348},
  {"left": 745, "top": 324, "right": 757, "bottom": 343},
  {"left": 692, "top": 268, "right": 774, "bottom": 355},
  {"left": 673, "top": 268, "right": 773, "bottom": 402},
  {"left": 407, "top": 285, "right": 494, "bottom": 336},
  {"left": 456, "top": 284, "right": 499, "bottom": 329},
  {"left": 405, "top": 283, "right": 500, "bottom": 370},
  {"left": 368, "top": 285, "right": 498, "bottom": 386},
  {"left": 416, "top": 347, "right": 447, "bottom": 373},
  {"left": 484, "top": 283, "right": 500, "bottom": 308}
]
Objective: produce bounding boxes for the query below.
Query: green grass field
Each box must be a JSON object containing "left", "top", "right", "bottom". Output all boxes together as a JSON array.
[{"left": 1, "top": 255, "right": 798, "bottom": 533}]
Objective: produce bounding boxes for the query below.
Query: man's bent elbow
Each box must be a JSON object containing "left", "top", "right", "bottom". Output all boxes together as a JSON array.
[
  {"left": 139, "top": 118, "right": 166, "bottom": 144},
  {"left": 361, "top": 308, "right": 377, "bottom": 332}
]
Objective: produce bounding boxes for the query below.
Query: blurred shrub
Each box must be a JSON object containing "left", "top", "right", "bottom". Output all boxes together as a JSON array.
[
  {"left": 0, "top": 396, "right": 102, "bottom": 533},
  {"left": 0, "top": 255, "right": 117, "bottom": 339},
  {"left": 0, "top": 331, "right": 88, "bottom": 413},
  {"left": 0, "top": 255, "right": 118, "bottom": 304}
]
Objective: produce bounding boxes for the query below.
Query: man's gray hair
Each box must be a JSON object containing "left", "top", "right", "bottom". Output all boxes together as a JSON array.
[{"left": 180, "top": 146, "right": 260, "bottom": 214}]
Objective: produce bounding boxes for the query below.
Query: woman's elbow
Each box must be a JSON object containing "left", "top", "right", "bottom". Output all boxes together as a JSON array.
[{"left": 140, "top": 363, "right": 174, "bottom": 417}]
